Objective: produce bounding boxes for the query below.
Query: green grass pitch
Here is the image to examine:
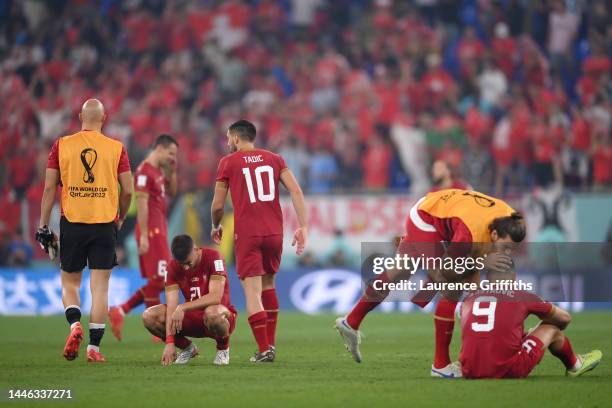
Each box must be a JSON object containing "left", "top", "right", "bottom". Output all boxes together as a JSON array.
[{"left": 1, "top": 312, "right": 610, "bottom": 408}]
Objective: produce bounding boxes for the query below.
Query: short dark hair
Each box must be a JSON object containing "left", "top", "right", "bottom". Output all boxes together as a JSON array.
[
  {"left": 154, "top": 134, "right": 178, "bottom": 149},
  {"left": 489, "top": 212, "right": 526, "bottom": 243},
  {"left": 228, "top": 120, "right": 256, "bottom": 142},
  {"left": 171, "top": 234, "right": 194, "bottom": 263}
]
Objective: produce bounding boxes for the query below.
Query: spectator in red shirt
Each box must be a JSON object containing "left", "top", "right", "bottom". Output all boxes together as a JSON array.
[
  {"left": 422, "top": 53, "right": 456, "bottom": 110},
  {"left": 591, "top": 130, "right": 612, "bottom": 192},
  {"left": 362, "top": 133, "right": 392, "bottom": 190},
  {"left": 457, "top": 26, "right": 486, "bottom": 80}
]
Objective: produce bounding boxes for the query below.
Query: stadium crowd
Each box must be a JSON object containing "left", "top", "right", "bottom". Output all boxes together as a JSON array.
[{"left": 0, "top": 0, "right": 611, "bottom": 259}]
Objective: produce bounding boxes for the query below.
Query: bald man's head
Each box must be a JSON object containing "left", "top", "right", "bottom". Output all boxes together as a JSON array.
[{"left": 79, "top": 99, "right": 106, "bottom": 128}]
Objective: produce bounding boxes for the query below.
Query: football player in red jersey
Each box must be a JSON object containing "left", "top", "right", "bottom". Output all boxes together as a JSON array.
[
  {"left": 460, "top": 269, "right": 602, "bottom": 379},
  {"left": 211, "top": 120, "right": 307, "bottom": 362},
  {"left": 109, "top": 135, "right": 178, "bottom": 341},
  {"left": 142, "top": 234, "right": 237, "bottom": 366}
]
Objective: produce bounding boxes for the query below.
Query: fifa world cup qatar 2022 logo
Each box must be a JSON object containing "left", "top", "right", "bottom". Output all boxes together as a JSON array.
[{"left": 80, "top": 148, "right": 97, "bottom": 183}]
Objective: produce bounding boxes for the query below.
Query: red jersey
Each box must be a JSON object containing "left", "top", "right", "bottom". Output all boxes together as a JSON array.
[
  {"left": 215, "top": 148, "right": 287, "bottom": 238},
  {"left": 165, "top": 248, "right": 234, "bottom": 310},
  {"left": 134, "top": 161, "right": 168, "bottom": 235},
  {"left": 459, "top": 290, "right": 553, "bottom": 379}
]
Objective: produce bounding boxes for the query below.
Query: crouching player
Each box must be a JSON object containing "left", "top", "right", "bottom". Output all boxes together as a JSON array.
[
  {"left": 459, "top": 269, "right": 602, "bottom": 379},
  {"left": 142, "top": 234, "right": 237, "bottom": 366}
]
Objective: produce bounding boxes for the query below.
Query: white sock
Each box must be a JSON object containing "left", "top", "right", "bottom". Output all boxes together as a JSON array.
[
  {"left": 571, "top": 356, "right": 583, "bottom": 371},
  {"left": 118, "top": 307, "right": 126, "bottom": 316},
  {"left": 70, "top": 322, "right": 80, "bottom": 329},
  {"left": 89, "top": 323, "right": 106, "bottom": 329},
  {"left": 87, "top": 345, "right": 100, "bottom": 353}
]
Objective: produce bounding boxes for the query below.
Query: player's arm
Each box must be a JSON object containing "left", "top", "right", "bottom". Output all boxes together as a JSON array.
[
  {"left": 135, "top": 192, "right": 149, "bottom": 254},
  {"left": 116, "top": 146, "right": 133, "bottom": 230},
  {"left": 118, "top": 171, "right": 133, "bottom": 229},
  {"left": 177, "top": 277, "right": 225, "bottom": 313},
  {"left": 280, "top": 168, "right": 308, "bottom": 255},
  {"left": 39, "top": 168, "right": 59, "bottom": 228},
  {"left": 210, "top": 181, "right": 228, "bottom": 244},
  {"left": 162, "top": 285, "right": 180, "bottom": 366},
  {"left": 540, "top": 304, "right": 571, "bottom": 330}
]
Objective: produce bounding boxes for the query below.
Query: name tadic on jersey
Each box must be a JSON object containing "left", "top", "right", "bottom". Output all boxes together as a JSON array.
[{"left": 216, "top": 149, "right": 286, "bottom": 237}]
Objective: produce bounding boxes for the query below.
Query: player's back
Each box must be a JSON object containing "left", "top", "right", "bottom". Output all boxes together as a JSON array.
[
  {"left": 418, "top": 189, "right": 516, "bottom": 242},
  {"left": 216, "top": 148, "right": 286, "bottom": 238},
  {"left": 459, "top": 290, "right": 552, "bottom": 378}
]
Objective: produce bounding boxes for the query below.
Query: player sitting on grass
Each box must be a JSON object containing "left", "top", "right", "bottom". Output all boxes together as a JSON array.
[
  {"left": 142, "top": 234, "right": 237, "bottom": 366},
  {"left": 459, "top": 268, "right": 602, "bottom": 379}
]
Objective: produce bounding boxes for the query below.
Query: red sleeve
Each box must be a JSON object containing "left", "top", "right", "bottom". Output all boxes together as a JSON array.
[
  {"left": 117, "top": 145, "right": 131, "bottom": 174},
  {"left": 165, "top": 261, "right": 179, "bottom": 287},
  {"left": 449, "top": 218, "right": 473, "bottom": 243},
  {"left": 446, "top": 218, "right": 474, "bottom": 258},
  {"left": 523, "top": 293, "right": 554, "bottom": 319},
  {"left": 47, "top": 140, "right": 60, "bottom": 169},
  {"left": 277, "top": 153, "right": 288, "bottom": 172},
  {"left": 134, "top": 167, "right": 152, "bottom": 194},
  {"left": 207, "top": 249, "right": 227, "bottom": 278},
  {"left": 215, "top": 156, "right": 229, "bottom": 184}
]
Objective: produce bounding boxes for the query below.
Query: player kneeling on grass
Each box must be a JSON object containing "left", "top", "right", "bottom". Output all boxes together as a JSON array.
[
  {"left": 459, "top": 268, "right": 602, "bottom": 379},
  {"left": 142, "top": 234, "right": 237, "bottom": 366}
]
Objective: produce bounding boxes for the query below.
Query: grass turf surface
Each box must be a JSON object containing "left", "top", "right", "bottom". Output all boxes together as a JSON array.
[{"left": 0, "top": 312, "right": 610, "bottom": 408}]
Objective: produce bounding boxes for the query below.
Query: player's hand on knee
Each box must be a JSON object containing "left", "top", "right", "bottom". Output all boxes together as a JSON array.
[
  {"left": 483, "top": 251, "right": 513, "bottom": 273},
  {"left": 161, "top": 344, "right": 176, "bottom": 366},
  {"left": 138, "top": 235, "right": 149, "bottom": 255}
]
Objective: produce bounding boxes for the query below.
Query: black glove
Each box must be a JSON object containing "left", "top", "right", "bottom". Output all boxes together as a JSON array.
[{"left": 35, "top": 225, "right": 58, "bottom": 260}]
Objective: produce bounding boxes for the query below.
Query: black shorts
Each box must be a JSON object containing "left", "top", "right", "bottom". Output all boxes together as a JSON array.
[{"left": 60, "top": 217, "right": 118, "bottom": 272}]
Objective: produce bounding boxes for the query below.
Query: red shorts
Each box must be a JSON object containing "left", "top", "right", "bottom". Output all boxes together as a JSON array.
[
  {"left": 398, "top": 197, "right": 446, "bottom": 257},
  {"left": 504, "top": 335, "right": 546, "bottom": 378},
  {"left": 234, "top": 234, "right": 283, "bottom": 280},
  {"left": 137, "top": 233, "right": 170, "bottom": 281},
  {"left": 176, "top": 306, "right": 237, "bottom": 339},
  {"left": 399, "top": 197, "right": 446, "bottom": 307}
]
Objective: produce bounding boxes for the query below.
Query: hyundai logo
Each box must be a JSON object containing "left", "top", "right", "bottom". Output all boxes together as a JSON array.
[{"left": 289, "top": 269, "right": 362, "bottom": 314}]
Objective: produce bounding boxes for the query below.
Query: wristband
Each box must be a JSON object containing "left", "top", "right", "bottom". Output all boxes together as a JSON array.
[{"left": 165, "top": 335, "right": 175, "bottom": 344}]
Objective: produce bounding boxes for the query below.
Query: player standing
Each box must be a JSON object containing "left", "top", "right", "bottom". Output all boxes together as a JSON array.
[
  {"left": 460, "top": 269, "right": 602, "bottom": 379},
  {"left": 211, "top": 120, "right": 307, "bottom": 362},
  {"left": 142, "top": 235, "right": 237, "bottom": 366},
  {"left": 37, "top": 99, "right": 133, "bottom": 362},
  {"left": 336, "top": 188, "right": 524, "bottom": 377},
  {"left": 109, "top": 134, "right": 178, "bottom": 341}
]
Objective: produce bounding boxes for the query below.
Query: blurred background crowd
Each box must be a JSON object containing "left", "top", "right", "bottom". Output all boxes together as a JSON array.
[{"left": 0, "top": 0, "right": 610, "bottom": 265}]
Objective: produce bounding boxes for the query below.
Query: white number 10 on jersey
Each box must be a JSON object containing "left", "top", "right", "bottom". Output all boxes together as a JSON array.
[{"left": 242, "top": 165, "right": 275, "bottom": 203}]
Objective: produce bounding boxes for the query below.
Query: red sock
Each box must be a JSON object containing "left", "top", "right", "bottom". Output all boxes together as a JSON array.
[
  {"left": 121, "top": 288, "right": 144, "bottom": 314},
  {"left": 346, "top": 271, "right": 391, "bottom": 330},
  {"left": 143, "top": 280, "right": 163, "bottom": 308},
  {"left": 550, "top": 336, "right": 577, "bottom": 369},
  {"left": 216, "top": 336, "right": 230, "bottom": 350},
  {"left": 174, "top": 335, "right": 192, "bottom": 349},
  {"left": 411, "top": 276, "right": 437, "bottom": 309},
  {"left": 248, "top": 311, "right": 270, "bottom": 352},
  {"left": 262, "top": 289, "right": 279, "bottom": 346},
  {"left": 433, "top": 299, "right": 457, "bottom": 369}
]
